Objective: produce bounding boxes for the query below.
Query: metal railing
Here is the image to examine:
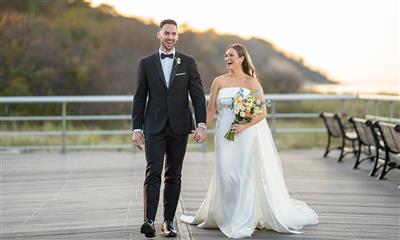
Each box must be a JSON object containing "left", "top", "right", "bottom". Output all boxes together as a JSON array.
[{"left": 1, "top": 94, "right": 399, "bottom": 152}]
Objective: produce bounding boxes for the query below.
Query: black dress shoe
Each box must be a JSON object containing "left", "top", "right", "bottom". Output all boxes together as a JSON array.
[
  {"left": 161, "top": 220, "right": 177, "bottom": 237},
  {"left": 140, "top": 219, "right": 155, "bottom": 238}
]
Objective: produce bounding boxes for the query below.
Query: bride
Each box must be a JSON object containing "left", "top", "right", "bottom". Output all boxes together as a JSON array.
[{"left": 180, "top": 43, "right": 319, "bottom": 238}]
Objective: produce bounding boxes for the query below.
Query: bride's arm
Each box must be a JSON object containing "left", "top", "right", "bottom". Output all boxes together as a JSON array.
[{"left": 206, "top": 78, "right": 220, "bottom": 127}]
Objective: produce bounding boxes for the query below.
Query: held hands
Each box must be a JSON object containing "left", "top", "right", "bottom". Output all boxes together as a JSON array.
[
  {"left": 192, "top": 127, "right": 206, "bottom": 143},
  {"left": 133, "top": 128, "right": 205, "bottom": 149},
  {"left": 132, "top": 131, "right": 144, "bottom": 150}
]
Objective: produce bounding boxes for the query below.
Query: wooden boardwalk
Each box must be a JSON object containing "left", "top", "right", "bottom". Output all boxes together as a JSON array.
[{"left": 1, "top": 149, "right": 399, "bottom": 240}]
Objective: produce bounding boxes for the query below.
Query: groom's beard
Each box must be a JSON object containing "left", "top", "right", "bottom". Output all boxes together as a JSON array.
[{"left": 162, "top": 41, "right": 175, "bottom": 51}]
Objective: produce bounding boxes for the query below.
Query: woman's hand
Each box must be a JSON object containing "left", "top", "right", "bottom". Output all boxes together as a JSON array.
[{"left": 230, "top": 122, "right": 249, "bottom": 134}]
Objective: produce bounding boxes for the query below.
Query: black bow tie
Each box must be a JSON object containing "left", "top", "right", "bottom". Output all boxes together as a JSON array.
[{"left": 161, "top": 53, "right": 174, "bottom": 59}]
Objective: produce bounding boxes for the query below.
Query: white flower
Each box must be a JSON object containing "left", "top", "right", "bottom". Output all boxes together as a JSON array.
[
  {"left": 176, "top": 57, "right": 181, "bottom": 65},
  {"left": 240, "top": 111, "right": 246, "bottom": 117}
]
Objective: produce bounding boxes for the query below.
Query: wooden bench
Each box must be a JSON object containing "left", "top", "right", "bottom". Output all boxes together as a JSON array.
[
  {"left": 320, "top": 112, "right": 358, "bottom": 162},
  {"left": 372, "top": 121, "right": 400, "bottom": 180},
  {"left": 348, "top": 117, "right": 380, "bottom": 170}
]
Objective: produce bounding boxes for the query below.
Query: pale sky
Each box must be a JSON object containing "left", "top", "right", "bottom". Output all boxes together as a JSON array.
[{"left": 89, "top": 0, "right": 399, "bottom": 87}]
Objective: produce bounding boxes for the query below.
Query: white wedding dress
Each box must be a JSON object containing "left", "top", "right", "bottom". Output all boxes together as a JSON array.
[{"left": 180, "top": 87, "right": 319, "bottom": 238}]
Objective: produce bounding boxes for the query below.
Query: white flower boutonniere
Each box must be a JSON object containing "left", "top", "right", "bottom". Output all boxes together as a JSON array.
[{"left": 176, "top": 57, "right": 181, "bottom": 65}]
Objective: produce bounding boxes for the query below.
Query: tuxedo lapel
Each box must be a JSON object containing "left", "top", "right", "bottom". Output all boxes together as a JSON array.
[
  {"left": 152, "top": 53, "right": 168, "bottom": 89},
  {"left": 168, "top": 52, "right": 180, "bottom": 89}
]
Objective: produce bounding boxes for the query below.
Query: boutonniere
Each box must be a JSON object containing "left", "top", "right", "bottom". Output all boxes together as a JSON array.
[{"left": 175, "top": 57, "right": 181, "bottom": 65}]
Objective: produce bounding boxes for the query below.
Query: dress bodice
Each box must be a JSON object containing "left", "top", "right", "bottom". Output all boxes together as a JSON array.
[{"left": 217, "top": 87, "right": 250, "bottom": 112}]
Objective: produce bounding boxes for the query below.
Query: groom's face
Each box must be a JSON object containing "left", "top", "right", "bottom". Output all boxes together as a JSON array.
[{"left": 158, "top": 24, "right": 179, "bottom": 52}]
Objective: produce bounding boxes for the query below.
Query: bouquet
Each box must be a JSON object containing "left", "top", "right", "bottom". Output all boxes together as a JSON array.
[{"left": 224, "top": 88, "right": 264, "bottom": 141}]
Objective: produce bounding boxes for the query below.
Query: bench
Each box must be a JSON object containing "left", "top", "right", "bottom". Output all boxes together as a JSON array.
[
  {"left": 320, "top": 112, "right": 358, "bottom": 162},
  {"left": 348, "top": 117, "right": 380, "bottom": 170},
  {"left": 372, "top": 121, "right": 400, "bottom": 180}
]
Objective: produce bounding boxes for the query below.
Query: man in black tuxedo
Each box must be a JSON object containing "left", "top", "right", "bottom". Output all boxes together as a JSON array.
[{"left": 131, "top": 19, "right": 207, "bottom": 238}]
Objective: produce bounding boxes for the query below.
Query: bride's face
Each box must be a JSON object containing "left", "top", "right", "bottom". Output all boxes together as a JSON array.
[{"left": 224, "top": 48, "right": 244, "bottom": 71}]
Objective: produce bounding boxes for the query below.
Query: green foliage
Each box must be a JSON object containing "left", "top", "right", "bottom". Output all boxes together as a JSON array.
[{"left": 3, "top": 76, "right": 31, "bottom": 96}]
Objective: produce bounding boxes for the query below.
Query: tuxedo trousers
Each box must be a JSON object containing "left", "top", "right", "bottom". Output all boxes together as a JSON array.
[{"left": 143, "top": 122, "right": 188, "bottom": 221}]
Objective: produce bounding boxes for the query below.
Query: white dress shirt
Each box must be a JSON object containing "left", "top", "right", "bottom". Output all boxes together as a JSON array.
[{"left": 159, "top": 48, "right": 175, "bottom": 87}]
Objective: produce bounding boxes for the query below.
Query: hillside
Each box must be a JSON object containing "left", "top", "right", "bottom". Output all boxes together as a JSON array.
[{"left": 0, "top": 0, "right": 335, "bottom": 97}]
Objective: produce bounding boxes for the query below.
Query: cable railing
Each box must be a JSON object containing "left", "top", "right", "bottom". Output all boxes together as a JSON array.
[{"left": 1, "top": 94, "right": 399, "bottom": 152}]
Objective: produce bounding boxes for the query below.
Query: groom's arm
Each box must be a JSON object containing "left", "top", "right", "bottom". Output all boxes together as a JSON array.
[
  {"left": 187, "top": 57, "right": 206, "bottom": 126},
  {"left": 131, "top": 59, "right": 148, "bottom": 131}
]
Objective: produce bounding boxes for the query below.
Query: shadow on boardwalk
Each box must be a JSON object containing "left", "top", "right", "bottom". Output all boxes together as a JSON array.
[{"left": 1, "top": 149, "right": 399, "bottom": 239}]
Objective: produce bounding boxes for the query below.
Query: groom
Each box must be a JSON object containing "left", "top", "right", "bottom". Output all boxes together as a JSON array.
[{"left": 131, "top": 19, "right": 207, "bottom": 238}]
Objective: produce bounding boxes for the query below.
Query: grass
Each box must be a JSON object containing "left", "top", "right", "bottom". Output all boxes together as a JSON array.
[{"left": 1, "top": 121, "right": 132, "bottom": 148}]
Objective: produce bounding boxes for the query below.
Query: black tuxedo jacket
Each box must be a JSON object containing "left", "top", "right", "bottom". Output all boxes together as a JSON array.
[{"left": 131, "top": 51, "right": 206, "bottom": 135}]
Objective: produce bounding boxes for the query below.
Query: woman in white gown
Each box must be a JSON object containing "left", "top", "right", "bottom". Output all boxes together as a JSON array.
[{"left": 180, "top": 43, "right": 319, "bottom": 238}]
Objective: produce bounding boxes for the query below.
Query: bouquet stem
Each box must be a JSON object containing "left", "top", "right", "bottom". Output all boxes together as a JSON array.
[
  {"left": 224, "top": 121, "right": 238, "bottom": 141},
  {"left": 224, "top": 130, "right": 235, "bottom": 141}
]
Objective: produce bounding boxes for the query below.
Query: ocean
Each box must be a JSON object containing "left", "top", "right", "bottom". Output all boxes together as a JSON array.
[{"left": 304, "top": 82, "right": 400, "bottom": 95}]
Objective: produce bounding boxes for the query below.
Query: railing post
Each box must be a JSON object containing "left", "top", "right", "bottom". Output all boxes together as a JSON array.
[
  {"left": 364, "top": 100, "right": 368, "bottom": 118},
  {"left": 340, "top": 99, "right": 345, "bottom": 114},
  {"left": 61, "top": 102, "right": 67, "bottom": 153},
  {"left": 271, "top": 101, "right": 276, "bottom": 139},
  {"left": 389, "top": 101, "right": 393, "bottom": 122},
  {"left": 132, "top": 142, "right": 137, "bottom": 154},
  {"left": 201, "top": 141, "right": 208, "bottom": 153},
  {"left": 374, "top": 100, "right": 378, "bottom": 120}
]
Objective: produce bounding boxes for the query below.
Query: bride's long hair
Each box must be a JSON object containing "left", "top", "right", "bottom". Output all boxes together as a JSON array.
[{"left": 227, "top": 43, "right": 257, "bottom": 78}]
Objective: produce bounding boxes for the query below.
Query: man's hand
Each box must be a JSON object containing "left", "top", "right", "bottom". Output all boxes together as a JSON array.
[
  {"left": 132, "top": 131, "right": 144, "bottom": 150},
  {"left": 193, "top": 127, "right": 206, "bottom": 143}
]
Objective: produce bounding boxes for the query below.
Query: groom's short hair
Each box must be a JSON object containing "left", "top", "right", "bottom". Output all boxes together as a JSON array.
[{"left": 160, "top": 19, "right": 178, "bottom": 29}]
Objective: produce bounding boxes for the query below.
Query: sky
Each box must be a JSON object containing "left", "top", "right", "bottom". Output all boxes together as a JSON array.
[{"left": 89, "top": 0, "right": 399, "bottom": 90}]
